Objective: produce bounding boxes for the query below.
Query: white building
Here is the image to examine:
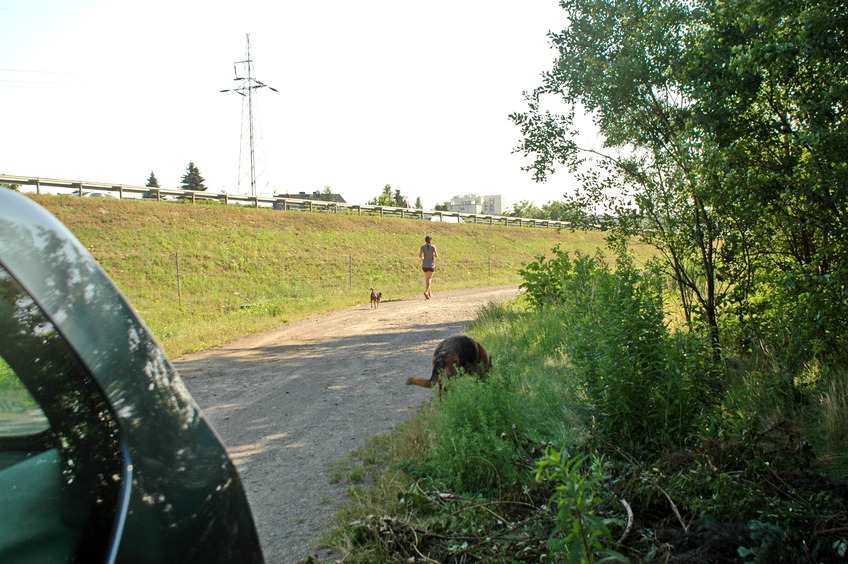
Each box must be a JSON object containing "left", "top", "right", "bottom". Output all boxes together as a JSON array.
[{"left": 449, "top": 194, "right": 503, "bottom": 215}]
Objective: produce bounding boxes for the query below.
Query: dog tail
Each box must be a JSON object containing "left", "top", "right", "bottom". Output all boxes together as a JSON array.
[{"left": 406, "top": 376, "right": 436, "bottom": 388}]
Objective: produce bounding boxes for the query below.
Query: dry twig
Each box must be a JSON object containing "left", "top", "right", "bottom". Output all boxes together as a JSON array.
[{"left": 618, "top": 498, "right": 634, "bottom": 544}]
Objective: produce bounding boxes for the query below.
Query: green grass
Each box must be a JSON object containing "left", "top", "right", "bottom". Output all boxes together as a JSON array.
[{"left": 32, "top": 195, "right": 651, "bottom": 357}]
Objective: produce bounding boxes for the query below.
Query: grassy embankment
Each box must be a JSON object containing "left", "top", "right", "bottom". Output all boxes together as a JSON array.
[{"left": 33, "top": 195, "right": 635, "bottom": 358}]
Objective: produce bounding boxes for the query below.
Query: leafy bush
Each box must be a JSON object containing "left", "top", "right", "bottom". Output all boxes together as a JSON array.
[
  {"left": 536, "top": 448, "right": 626, "bottom": 563},
  {"left": 519, "top": 245, "right": 719, "bottom": 454}
]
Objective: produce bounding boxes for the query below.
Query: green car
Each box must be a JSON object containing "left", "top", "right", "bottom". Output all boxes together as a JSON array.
[{"left": 0, "top": 189, "right": 264, "bottom": 563}]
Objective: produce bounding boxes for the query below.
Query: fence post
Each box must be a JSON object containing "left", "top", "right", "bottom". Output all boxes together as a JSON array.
[{"left": 175, "top": 252, "right": 182, "bottom": 304}]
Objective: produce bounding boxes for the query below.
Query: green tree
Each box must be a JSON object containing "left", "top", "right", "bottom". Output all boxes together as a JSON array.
[
  {"left": 312, "top": 186, "right": 335, "bottom": 202},
  {"left": 511, "top": 0, "right": 730, "bottom": 355},
  {"left": 414, "top": 197, "right": 422, "bottom": 209},
  {"left": 687, "top": 0, "right": 848, "bottom": 359},
  {"left": 541, "top": 200, "right": 602, "bottom": 228},
  {"left": 180, "top": 162, "right": 207, "bottom": 191},
  {"left": 393, "top": 189, "right": 408, "bottom": 208},
  {"left": 513, "top": 0, "right": 848, "bottom": 364},
  {"left": 145, "top": 171, "right": 160, "bottom": 188},
  {"left": 434, "top": 201, "right": 450, "bottom": 211},
  {"left": 368, "top": 184, "right": 407, "bottom": 207},
  {"left": 509, "top": 200, "right": 544, "bottom": 219}
]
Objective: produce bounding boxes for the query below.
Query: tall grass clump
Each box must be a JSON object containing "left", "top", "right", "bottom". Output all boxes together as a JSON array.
[{"left": 399, "top": 301, "right": 586, "bottom": 498}]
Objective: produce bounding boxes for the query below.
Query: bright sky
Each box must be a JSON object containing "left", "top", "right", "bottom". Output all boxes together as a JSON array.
[{"left": 1, "top": 0, "right": 583, "bottom": 210}]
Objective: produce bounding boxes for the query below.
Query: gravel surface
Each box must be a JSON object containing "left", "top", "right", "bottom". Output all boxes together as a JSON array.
[{"left": 175, "top": 285, "right": 521, "bottom": 564}]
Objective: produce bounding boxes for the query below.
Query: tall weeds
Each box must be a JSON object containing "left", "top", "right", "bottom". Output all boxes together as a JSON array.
[
  {"left": 812, "top": 374, "right": 848, "bottom": 478},
  {"left": 519, "top": 243, "right": 718, "bottom": 454}
]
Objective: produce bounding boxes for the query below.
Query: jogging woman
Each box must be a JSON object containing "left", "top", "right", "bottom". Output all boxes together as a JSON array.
[{"left": 419, "top": 235, "right": 438, "bottom": 299}]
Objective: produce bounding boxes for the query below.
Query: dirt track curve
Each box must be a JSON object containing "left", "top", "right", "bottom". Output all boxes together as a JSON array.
[{"left": 175, "top": 285, "right": 521, "bottom": 564}]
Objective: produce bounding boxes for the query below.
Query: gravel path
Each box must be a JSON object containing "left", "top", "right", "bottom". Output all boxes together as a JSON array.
[{"left": 175, "top": 285, "right": 520, "bottom": 564}]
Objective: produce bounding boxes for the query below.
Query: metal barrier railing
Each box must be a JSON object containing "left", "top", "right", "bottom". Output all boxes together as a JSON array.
[{"left": 0, "top": 174, "right": 573, "bottom": 230}]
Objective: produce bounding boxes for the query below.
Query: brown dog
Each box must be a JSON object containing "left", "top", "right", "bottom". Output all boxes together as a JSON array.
[
  {"left": 370, "top": 288, "right": 382, "bottom": 308},
  {"left": 407, "top": 335, "right": 492, "bottom": 395}
]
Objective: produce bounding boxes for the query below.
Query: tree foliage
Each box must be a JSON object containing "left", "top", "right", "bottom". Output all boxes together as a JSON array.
[
  {"left": 509, "top": 200, "right": 544, "bottom": 219},
  {"left": 512, "top": 0, "right": 728, "bottom": 355},
  {"left": 688, "top": 0, "right": 848, "bottom": 360},
  {"left": 145, "top": 171, "right": 160, "bottom": 188},
  {"left": 180, "top": 162, "right": 207, "bottom": 192},
  {"left": 310, "top": 186, "right": 337, "bottom": 202},
  {"left": 367, "top": 184, "right": 410, "bottom": 207},
  {"left": 511, "top": 0, "right": 848, "bottom": 366}
]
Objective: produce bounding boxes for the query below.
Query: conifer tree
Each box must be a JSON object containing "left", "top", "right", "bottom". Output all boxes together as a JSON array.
[
  {"left": 180, "top": 162, "right": 207, "bottom": 191},
  {"left": 145, "top": 171, "right": 160, "bottom": 188}
]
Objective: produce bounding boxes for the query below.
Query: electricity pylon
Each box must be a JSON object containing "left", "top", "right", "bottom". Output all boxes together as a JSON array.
[{"left": 221, "top": 34, "right": 278, "bottom": 197}]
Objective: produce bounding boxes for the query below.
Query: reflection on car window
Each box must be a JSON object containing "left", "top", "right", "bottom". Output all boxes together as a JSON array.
[
  {"left": 0, "top": 264, "right": 123, "bottom": 562},
  {"left": 0, "top": 357, "right": 50, "bottom": 438}
]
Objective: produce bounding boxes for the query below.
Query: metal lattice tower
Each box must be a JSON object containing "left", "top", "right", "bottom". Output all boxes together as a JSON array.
[{"left": 221, "top": 34, "right": 277, "bottom": 197}]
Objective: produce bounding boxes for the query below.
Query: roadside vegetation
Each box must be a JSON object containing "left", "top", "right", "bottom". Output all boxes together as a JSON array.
[
  {"left": 317, "top": 241, "right": 847, "bottom": 563},
  {"left": 32, "top": 195, "right": 625, "bottom": 358}
]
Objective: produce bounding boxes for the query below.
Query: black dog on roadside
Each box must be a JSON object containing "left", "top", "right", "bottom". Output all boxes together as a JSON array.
[{"left": 406, "top": 335, "right": 492, "bottom": 396}]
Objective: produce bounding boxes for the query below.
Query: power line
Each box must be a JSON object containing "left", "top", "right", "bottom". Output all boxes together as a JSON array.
[
  {"left": 0, "top": 68, "right": 100, "bottom": 89},
  {"left": 0, "top": 68, "right": 90, "bottom": 74}
]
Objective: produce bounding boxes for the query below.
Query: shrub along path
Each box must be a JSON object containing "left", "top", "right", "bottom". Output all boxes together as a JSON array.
[{"left": 175, "top": 285, "right": 520, "bottom": 564}]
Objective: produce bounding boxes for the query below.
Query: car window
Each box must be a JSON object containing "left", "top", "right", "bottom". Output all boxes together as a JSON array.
[
  {"left": 0, "top": 264, "right": 123, "bottom": 563},
  {"left": 0, "top": 357, "right": 50, "bottom": 439}
]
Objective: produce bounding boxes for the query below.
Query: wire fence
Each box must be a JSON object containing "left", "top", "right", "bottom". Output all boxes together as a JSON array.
[{"left": 125, "top": 251, "right": 528, "bottom": 313}]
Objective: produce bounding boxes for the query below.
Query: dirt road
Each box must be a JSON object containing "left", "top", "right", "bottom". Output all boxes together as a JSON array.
[{"left": 175, "top": 285, "right": 521, "bottom": 564}]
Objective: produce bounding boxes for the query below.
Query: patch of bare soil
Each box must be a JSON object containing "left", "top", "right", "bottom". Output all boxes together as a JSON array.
[{"left": 176, "top": 285, "right": 521, "bottom": 564}]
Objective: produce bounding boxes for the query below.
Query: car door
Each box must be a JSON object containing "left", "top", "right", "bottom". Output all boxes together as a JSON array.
[{"left": 0, "top": 264, "right": 124, "bottom": 563}]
